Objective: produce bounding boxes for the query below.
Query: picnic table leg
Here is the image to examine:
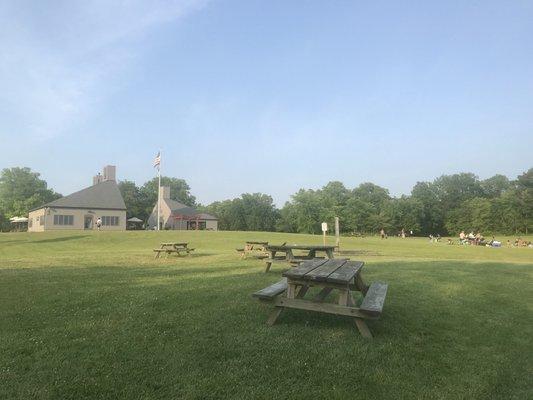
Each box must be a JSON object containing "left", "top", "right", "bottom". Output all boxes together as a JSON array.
[
  {"left": 265, "top": 250, "right": 275, "bottom": 273},
  {"left": 326, "top": 248, "right": 334, "bottom": 259},
  {"left": 308, "top": 249, "right": 316, "bottom": 258},
  {"left": 267, "top": 307, "right": 283, "bottom": 326},
  {"left": 354, "top": 318, "right": 373, "bottom": 339},
  {"left": 346, "top": 288, "right": 373, "bottom": 338},
  {"left": 354, "top": 274, "right": 369, "bottom": 295},
  {"left": 265, "top": 261, "right": 272, "bottom": 273}
]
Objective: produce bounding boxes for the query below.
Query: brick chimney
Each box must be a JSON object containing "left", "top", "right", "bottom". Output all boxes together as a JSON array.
[
  {"left": 93, "top": 173, "right": 103, "bottom": 185},
  {"left": 103, "top": 165, "right": 116, "bottom": 182},
  {"left": 160, "top": 186, "right": 170, "bottom": 199}
]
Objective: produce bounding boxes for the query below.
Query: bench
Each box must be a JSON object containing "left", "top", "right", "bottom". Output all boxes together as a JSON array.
[
  {"left": 252, "top": 278, "right": 288, "bottom": 300},
  {"left": 359, "top": 282, "right": 388, "bottom": 317},
  {"left": 153, "top": 247, "right": 195, "bottom": 258}
]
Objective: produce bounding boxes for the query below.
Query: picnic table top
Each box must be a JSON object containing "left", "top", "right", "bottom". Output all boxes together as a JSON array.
[
  {"left": 160, "top": 242, "right": 188, "bottom": 246},
  {"left": 283, "top": 258, "right": 364, "bottom": 285},
  {"left": 266, "top": 244, "right": 336, "bottom": 251},
  {"left": 246, "top": 241, "right": 269, "bottom": 245}
]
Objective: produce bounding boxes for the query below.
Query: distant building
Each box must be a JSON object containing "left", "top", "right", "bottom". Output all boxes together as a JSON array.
[
  {"left": 28, "top": 165, "right": 127, "bottom": 231},
  {"left": 147, "top": 186, "right": 218, "bottom": 230}
]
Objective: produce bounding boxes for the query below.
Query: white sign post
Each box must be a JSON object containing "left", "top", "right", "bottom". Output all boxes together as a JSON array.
[
  {"left": 335, "top": 217, "right": 340, "bottom": 251},
  {"left": 321, "top": 222, "right": 328, "bottom": 246}
]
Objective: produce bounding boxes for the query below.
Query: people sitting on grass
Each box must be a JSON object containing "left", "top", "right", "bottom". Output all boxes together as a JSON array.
[
  {"left": 512, "top": 238, "right": 533, "bottom": 247},
  {"left": 429, "top": 234, "right": 441, "bottom": 243}
]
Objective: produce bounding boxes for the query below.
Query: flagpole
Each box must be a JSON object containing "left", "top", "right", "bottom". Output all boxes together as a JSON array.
[{"left": 157, "top": 150, "right": 161, "bottom": 231}]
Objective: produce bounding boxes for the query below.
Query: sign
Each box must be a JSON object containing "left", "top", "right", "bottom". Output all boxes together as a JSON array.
[{"left": 321, "top": 222, "right": 328, "bottom": 232}]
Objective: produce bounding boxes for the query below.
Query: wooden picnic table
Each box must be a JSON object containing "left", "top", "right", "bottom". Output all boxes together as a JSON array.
[
  {"left": 153, "top": 242, "right": 195, "bottom": 258},
  {"left": 264, "top": 244, "right": 336, "bottom": 272},
  {"left": 236, "top": 241, "right": 269, "bottom": 259},
  {"left": 253, "top": 258, "right": 388, "bottom": 338}
]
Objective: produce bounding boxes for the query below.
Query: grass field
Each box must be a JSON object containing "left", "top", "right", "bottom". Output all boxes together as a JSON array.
[{"left": 1, "top": 231, "right": 532, "bottom": 399}]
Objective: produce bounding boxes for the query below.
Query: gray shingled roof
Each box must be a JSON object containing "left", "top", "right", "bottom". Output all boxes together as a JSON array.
[
  {"left": 36, "top": 180, "right": 126, "bottom": 210},
  {"left": 165, "top": 199, "right": 198, "bottom": 216},
  {"left": 165, "top": 199, "right": 217, "bottom": 220}
]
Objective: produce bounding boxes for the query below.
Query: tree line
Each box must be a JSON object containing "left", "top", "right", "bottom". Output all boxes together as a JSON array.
[{"left": 1, "top": 166, "right": 531, "bottom": 235}]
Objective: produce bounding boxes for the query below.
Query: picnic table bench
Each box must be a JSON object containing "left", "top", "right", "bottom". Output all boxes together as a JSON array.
[
  {"left": 253, "top": 258, "right": 388, "bottom": 338},
  {"left": 153, "top": 242, "right": 195, "bottom": 258},
  {"left": 236, "top": 241, "right": 269, "bottom": 259},
  {"left": 264, "top": 244, "right": 336, "bottom": 272}
]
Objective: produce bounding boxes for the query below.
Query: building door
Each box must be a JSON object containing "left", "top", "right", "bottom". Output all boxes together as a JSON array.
[{"left": 84, "top": 215, "right": 94, "bottom": 230}]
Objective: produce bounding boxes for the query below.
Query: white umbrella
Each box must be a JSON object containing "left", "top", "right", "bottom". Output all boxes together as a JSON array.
[
  {"left": 127, "top": 217, "right": 143, "bottom": 223},
  {"left": 10, "top": 217, "right": 28, "bottom": 223}
]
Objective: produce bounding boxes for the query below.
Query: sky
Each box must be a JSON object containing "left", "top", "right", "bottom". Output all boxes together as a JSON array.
[{"left": 1, "top": 0, "right": 532, "bottom": 206}]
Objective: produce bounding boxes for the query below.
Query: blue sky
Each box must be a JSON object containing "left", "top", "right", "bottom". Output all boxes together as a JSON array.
[{"left": 1, "top": 1, "right": 532, "bottom": 206}]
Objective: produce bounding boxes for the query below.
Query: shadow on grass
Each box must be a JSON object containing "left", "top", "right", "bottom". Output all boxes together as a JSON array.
[{"left": 32, "top": 235, "right": 90, "bottom": 244}]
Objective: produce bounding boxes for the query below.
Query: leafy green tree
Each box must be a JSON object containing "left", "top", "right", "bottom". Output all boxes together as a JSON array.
[
  {"left": 445, "top": 197, "right": 494, "bottom": 235},
  {"left": 481, "top": 175, "right": 511, "bottom": 198},
  {"left": 492, "top": 190, "right": 523, "bottom": 234},
  {"left": 240, "top": 193, "right": 279, "bottom": 232},
  {"left": 0, "top": 167, "right": 61, "bottom": 221},
  {"left": 386, "top": 196, "right": 423, "bottom": 234},
  {"left": 118, "top": 180, "right": 150, "bottom": 221},
  {"left": 411, "top": 181, "right": 445, "bottom": 235},
  {"left": 288, "top": 189, "right": 325, "bottom": 234},
  {"left": 433, "top": 173, "right": 484, "bottom": 211},
  {"left": 276, "top": 202, "right": 298, "bottom": 233},
  {"left": 352, "top": 182, "right": 390, "bottom": 211},
  {"left": 514, "top": 168, "right": 533, "bottom": 234},
  {"left": 204, "top": 193, "right": 278, "bottom": 231}
]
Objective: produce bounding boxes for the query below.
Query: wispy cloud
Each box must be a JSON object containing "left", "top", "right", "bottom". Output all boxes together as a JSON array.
[{"left": 0, "top": 0, "right": 206, "bottom": 142}]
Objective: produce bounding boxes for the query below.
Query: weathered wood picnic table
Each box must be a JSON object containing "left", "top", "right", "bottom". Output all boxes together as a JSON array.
[
  {"left": 236, "top": 241, "right": 269, "bottom": 259},
  {"left": 153, "top": 242, "right": 195, "bottom": 258},
  {"left": 253, "top": 258, "right": 388, "bottom": 338},
  {"left": 264, "top": 244, "right": 336, "bottom": 272}
]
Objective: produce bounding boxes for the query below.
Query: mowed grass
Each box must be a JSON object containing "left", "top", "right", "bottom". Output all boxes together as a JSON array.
[{"left": 1, "top": 231, "right": 532, "bottom": 399}]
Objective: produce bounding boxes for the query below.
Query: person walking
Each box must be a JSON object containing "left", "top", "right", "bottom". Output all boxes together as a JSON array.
[
  {"left": 380, "top": 228, "right": 385, "bottom": 239},
  {"left": 96, "top": 217, "right": 102, "bottom": 231}
]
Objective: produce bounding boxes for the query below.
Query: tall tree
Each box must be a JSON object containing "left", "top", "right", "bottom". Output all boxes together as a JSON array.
[
  {"left": 514, "top": 168, "right": 533, "bottom": 234},
  {"left": 411, "top": 181, "right": 445, "bottom": 235},
  {"left": 118, "top": 180, "right": 150, "bottom": 221},
  {"left": 0, "top": 167, "right": 61, "bottom": 220},
  {"left": 481, "top": 174, "right": 511, "bottom": 198}
]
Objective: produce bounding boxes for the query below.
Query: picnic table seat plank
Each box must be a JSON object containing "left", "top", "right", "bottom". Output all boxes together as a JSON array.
[
  {"left": 282, "top": 258, "right": 328, "bottom": 279},
  {"left": 326, "top": 261, "right": 365, "bottom": 284},
  {"left": 252, "top": 278, "right": 288, "bottom": 300},
  {"left": 305, "top": 259, "right": 348, "bottom": 281},
  {"left": 360, "top": 282, "right": 388, "bottom": 316}
]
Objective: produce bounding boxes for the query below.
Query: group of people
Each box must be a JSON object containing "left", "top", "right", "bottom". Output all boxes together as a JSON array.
[
  {"left": 508, "top": 238, "right": 533, "bottom": 248},
  {"left": 380, "top": 228, "right": 413, "bottom": 239},
  {"left": 458, "top": 231, "right": 490, "bottom": 246}
]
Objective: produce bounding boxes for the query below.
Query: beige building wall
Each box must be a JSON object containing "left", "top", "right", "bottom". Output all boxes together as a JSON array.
[
  {"left": 28, "top": 209, "right": 46, "bottom": 232},
  {"left": 28, "top": 207, "right": 126, "bottom": 231},
  {"left": 206, "top": 220, "right": 218, "bottom": 231}
]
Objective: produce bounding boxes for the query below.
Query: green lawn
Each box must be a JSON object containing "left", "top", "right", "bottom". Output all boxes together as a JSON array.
[{"left": 1, "top": 231, "right": 532, "bottom": 399}]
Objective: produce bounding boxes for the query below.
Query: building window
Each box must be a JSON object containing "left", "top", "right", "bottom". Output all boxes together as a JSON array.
[
  {"left": 39, "top": 216, "right": 45, "bottom": 226},
  {"left": 102, "top": 216, "right": 119, "bottom": 226},
  {"left": 53, "top": 215, "right": 74, "bottom": 225},
  {"left": 28, "top": 218, "right": 33, "bottom": 228}
]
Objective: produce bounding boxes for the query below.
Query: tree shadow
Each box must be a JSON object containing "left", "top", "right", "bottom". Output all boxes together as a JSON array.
[{"left": 32, "top": 235, "right": 90, "bottom": 244}]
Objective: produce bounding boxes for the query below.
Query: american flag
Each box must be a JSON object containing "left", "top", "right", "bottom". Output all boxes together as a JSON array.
[{"left": 153, "top": 152, "right": 161, "bottom": 168}]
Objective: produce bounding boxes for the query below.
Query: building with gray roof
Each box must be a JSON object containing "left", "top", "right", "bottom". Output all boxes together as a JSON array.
[
  {"left": 28, "top": 165, "right": 127, "bottom": 231},
  {"left": 147, "top": 186, "right": 218, "bottom": 230}
]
